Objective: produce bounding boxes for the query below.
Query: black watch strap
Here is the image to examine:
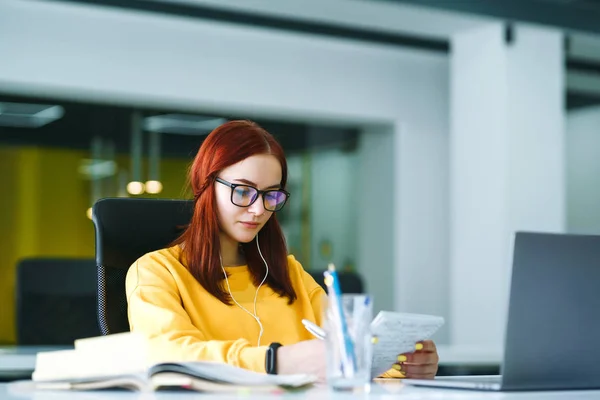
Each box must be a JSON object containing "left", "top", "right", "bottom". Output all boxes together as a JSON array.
[{"left": 265, "top": 342, "right": 283, "bottom": 375}]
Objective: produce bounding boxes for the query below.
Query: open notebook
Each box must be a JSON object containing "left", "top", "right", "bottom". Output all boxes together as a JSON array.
[{"left": 25, "top": 333, "right": 316, "bottom": 393}]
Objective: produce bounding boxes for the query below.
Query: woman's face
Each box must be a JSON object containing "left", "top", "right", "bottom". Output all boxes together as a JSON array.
[{"left": 215, "top": 154, "right": 283, "bottom": 244}]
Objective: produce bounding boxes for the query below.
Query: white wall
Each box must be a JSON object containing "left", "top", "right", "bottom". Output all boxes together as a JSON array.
[
  {"left": 356, "top": 118, "right": 452, "bottom": 346},
  {"left": 450, "top": 24, "right": 564, "bottom": 348},
  {"left": 396, "top": 117, "right": 450, "bottom": 343},
  {"left": 357, "top": 127, "right": 395, "bottom": 318},
  {"left": 450, "top": 24, "right": 510, "bottom": 348},
  {"left": 0, "top": 0, "right": 450, "bottom": 341},
  {"left": 567, "top": 106, "right": 600, "bottom": 234},
  {"left": 507, "top": 26, "right": 565, "bottom": 234},
  {"left": 0, "top": 0, "right": 443, "bottom": 124}
]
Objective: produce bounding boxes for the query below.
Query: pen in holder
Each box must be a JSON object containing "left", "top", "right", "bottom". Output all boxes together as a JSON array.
[{"left": 323, "top": 265, "right": 373, "bottom": 392}]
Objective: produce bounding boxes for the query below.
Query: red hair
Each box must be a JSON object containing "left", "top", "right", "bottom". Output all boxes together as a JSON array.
[{"left": 174, "top": 120, "right": 296, "bottom": 305}]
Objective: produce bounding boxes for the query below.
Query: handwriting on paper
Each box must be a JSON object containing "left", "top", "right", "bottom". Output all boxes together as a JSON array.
[{"left": 370, "top": 312, "right": 444, "bottom": 378}]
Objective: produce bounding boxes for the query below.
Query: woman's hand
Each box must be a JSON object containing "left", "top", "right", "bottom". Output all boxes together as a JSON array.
[
  {"left": 276, "top": 339, "right": 326, "bottom": 381},
  {"left": 392, "top": 340, "right": 439, "bottom": 379}
]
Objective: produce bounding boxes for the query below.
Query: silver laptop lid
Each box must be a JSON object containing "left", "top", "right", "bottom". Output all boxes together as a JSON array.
[{"left": 501, "top": 232, "right": 600, "bottom": 391}]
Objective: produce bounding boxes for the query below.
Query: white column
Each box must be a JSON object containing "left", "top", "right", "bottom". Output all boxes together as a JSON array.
[
  {"left": 394, "top": 120, "right": 451, "bottom": 344},
  {"left": 357, "top": 126, "right": 396, "bottom": 317},
  {"left": 567, "top": 106, "right": 600, "bottom": 234},
  {"left": 450, "top": 23, "right": 565, "bottom": 348}
]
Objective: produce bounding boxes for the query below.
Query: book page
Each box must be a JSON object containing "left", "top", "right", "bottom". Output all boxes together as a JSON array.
[
  {"left": 370, "top": 312, "right": 445, "bottom": 378},
  {"left": 32, "top": 349, "right": 148, "bottom": 382},
  {"left": 149, "top": 362, "right": 316, "bottom": 388},
  {"left": 75, "top": 332, "right": 148, "bottom": 355},
  {"left": 151, "top": 372, "right": 303, "bottom": 393},
  {"left": 32, "top": 332, "right": 151, "bottom": 383}
]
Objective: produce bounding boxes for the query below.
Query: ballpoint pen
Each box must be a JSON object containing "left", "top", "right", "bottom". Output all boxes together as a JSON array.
[
  {"left": 301, "top": 319, "right": 326, "bottom": 340},
  {"left": 324, "top": 263, "right": 357, "bottom": 377}
]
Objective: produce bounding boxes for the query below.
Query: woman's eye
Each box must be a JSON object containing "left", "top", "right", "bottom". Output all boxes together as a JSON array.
[{"left": 236, "top": 187, "right": 252, "bottom": 197}]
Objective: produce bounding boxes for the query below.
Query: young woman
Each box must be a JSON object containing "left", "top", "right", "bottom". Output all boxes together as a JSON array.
[{"left": 126, "top": 120, "right": 439, "bottom": 379}]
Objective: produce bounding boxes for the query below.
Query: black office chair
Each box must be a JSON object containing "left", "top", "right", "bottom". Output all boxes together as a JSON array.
[
  {"left": 309, "top": 270, "right": 365, "bottom": 294},
  {"left": 15, "top": 258, "right": 101, "bottom": 345},
  {"left": 92, "top": 198, "right": 194, "bottom": 335}
]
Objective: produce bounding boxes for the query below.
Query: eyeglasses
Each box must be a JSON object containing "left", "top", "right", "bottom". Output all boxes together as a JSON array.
[{"left": 215, "top": 177, "right": 290, "bottom": 212}]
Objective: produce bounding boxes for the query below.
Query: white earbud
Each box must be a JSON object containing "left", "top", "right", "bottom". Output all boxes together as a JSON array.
[{"left": 221, "top": 235, "right": 269, "bottom": 346}]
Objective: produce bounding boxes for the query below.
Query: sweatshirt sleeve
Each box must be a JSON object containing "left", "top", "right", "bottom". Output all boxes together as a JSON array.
[
  {"left": 125, "top": 257, "right": 267, "bottom": 372},
  {"left": 289, "top": 254, "right": 327, "bottom": 327},
  {"left": 309, "top": 285, "right": 327, "bottom": 327}
]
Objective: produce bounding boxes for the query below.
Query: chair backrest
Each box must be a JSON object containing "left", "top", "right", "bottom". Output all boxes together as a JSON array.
[
  {"left": 92, "top": 198, "right": 194, "bottom": 335},
  {"left": 15, "top": 258, "right": 100, "bottom": 345},
  {"left": 309, "top": 270, "right": 365, "bottom": 294}
]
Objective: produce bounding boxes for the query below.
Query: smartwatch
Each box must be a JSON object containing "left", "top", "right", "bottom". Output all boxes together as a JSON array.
[{"left": 265, "top": 342, "right": 283, "bottom": 375}]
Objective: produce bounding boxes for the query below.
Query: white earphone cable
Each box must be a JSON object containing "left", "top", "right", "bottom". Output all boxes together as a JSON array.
[{"left": 220, "top": 235, "right": 269, "bottom": 347}]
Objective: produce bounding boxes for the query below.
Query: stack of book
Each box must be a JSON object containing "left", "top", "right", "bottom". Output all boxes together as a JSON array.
[{"left": 19, "top": 332, "right": 316, "bottom": 393}]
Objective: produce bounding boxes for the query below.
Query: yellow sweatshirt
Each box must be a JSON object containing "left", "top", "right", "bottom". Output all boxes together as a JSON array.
[
  {"left": 126, "top": 245, "right": 403, "bottom": 377},
  {"left": 125, "top": 245, "right": 325, "bottom": 372}
]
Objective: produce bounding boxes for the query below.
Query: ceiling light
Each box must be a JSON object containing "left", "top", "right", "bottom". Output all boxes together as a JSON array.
[
  {"left": 127, "top": 181, "right": 145, "bottom": 195},
  {"left": 78, "top": 159, "right": 117, "bottom": 179},
  {"left": 145, "top": 180, "right": 163, "bottom": 194},
  {"left": 143, "top": 114, "right": 226, "bottom": 135},
  {"left": 0, "top": 102, "right": 64, "bottom": 128}
]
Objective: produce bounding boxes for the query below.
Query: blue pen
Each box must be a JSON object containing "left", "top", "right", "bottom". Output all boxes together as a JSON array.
[
  {"left": 324, "top": 263, "right": 357, "bottom": 377},
  {"left": 323, "top": 270, "right": 352, "bottom": 377}
]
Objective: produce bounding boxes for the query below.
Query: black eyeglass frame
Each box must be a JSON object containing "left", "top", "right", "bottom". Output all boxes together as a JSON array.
[{"left": 215, "top": 177, "right": 290, "bottom": 212}]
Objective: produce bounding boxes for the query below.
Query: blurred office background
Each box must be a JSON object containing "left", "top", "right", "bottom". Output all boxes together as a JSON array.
[{"left": 1, "top": 0, "right": 600, "bottom": 361}]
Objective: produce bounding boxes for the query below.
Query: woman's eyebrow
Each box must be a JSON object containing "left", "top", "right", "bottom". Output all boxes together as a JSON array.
[{"left": 233, "top": 178, "right": 280, "bottom": 189}]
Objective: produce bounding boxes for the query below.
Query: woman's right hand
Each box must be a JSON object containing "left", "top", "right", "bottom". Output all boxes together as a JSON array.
[{"left": 276, "top": 339, "right": 326, "bottom": 381}]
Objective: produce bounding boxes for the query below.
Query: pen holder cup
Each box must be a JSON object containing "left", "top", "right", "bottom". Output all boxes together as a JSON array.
[{"left": 323, "top": 294, "right": 373, "bottom": 392}]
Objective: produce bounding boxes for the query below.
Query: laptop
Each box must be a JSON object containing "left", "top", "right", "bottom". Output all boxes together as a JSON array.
[{"left": 404, "top": 232, "right": 600, "bottom": 391}]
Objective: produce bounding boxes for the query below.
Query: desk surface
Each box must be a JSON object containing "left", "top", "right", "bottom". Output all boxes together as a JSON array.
[{"left": 3, "top": 381, "right": 600, "bottom": 400}]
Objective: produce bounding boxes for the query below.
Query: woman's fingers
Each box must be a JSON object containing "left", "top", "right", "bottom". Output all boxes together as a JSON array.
[
  {"left": 394, "top": 340, "right": 439, "bottom": 379},
  {"left": 397, "top": 351, "right": 438, "bottom": 365},
  {"left": 415, "top": 340, "right": 437, "bottom": 353},
  {"left": 394, "top": 362, "right": 438, "bottom": 379}
]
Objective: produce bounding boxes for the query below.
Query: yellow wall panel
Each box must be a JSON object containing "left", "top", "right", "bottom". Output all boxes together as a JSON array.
[{"left": 0, "top": 145, "right": 191, "bottom": 344}]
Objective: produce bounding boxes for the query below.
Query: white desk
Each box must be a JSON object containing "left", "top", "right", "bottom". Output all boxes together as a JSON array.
[{"left": 3, "top": 382, "right": 600, "bottom": 400}]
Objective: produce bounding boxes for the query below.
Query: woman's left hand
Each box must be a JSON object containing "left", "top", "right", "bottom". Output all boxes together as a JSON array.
[{"left": 392, "top": 340, "right": 439, "bottom": 379}]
